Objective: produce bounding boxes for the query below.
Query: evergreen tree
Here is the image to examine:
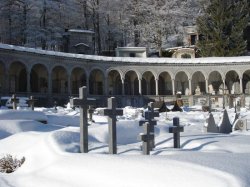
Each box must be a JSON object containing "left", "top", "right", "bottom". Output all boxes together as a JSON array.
[{"left": 196, "top": 0, "right": 249, "bottom": 57}]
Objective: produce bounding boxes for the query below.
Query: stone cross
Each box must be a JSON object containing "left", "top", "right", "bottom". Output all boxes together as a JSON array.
[
  {"left": 28, "top": 96, "right": 36, "bottom": 111},
  {"left": 139, "top": 102, "right": 159, "bottom": 149},
  {"left": 11, "top": 94, "right": 19, "bottom": 110},
  {"left": 70, "top": 86, "right": 96, "bottom": 153},
  {"left": 138, "top": 122, "right": 154, "bottom": 155},
  {"left": 169, "top": 117, "right": 184, "bottom": 148},
  {"left": 99, "top": 97, "right": 123, "bottom": 154}
]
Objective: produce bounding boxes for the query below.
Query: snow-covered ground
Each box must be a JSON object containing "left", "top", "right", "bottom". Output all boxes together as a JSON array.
[{"left": 0, "top": 105, "right": 250, "bottom": 187}]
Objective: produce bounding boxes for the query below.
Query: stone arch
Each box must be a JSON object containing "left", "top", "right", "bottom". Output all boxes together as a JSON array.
[
  {"left": 192, "top": 71, "right": 206, "bottom": 95},
  {"left": 124, "top": 70, "right": 139, "bottom": 95},
  {"left": 0, "top": 61, "right": 5, "bottom": 94},
  {"left": 108, "top": 70, "right": 122, "bottom": 95},
  {"left": 89, "top": 69, "right": 105, "bottom": 95},
  {"left": 208, "top": 71, "right": 223, "bottom": 94},
  {"left": 158, "top": 72, "right": 172, "bottom": 95},
  {"left": 9, "top": 61, "right": 27, "bottom": 93},
  {"left": 225, "top": 70, "right": 240, "bottom": 94},
  {"left": 71, "top": 67, "right": 87, "bottom": 95},
  {"left": 142, "top": 71, "right": 155, "bottom": 95},
  {"left": 175, "top": 71, "right": 189, "bottom": 95},
  {"left": 243, "top": 69, "right": 250, "bottom": 94},
  {"left": 52, "top": 66, "right": 68, "bottom": 94},
  {"left": 30, "top": 64, "right": 48, "bottom": 93}
]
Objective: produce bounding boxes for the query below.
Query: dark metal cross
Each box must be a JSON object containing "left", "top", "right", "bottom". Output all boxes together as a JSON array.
[
  {"left": 28, "top": 96, "right": 36, "bottom": 111},
  {"left": 139, "top": 102, "right": 159, "bottom": 149},
  {"left": 169, "top": 117, "right": 184, "bottom": 148},
  {"left": 99, "top": 97, "right": 123, "bottom": 154},
  {"left": 70, "top": 86, "right": 96, "bottom": 153},
  {"left": 11, "top": 94, "right": 19, "bottom": 110},
  {"left": 138, "top": 122, "right": 154, "bottom": 155}
]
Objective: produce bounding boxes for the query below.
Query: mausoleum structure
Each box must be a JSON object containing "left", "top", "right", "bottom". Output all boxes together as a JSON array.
[{"left": 1, "top": 43, "right": 250, "bottom": 107}]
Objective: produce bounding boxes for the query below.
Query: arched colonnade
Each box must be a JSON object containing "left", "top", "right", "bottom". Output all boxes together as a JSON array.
[{"left": 1, "top": 60, "right": 250, "bottom": 96}]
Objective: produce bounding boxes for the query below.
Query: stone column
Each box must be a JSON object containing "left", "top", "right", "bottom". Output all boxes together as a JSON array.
[
  {"left": 205, "top": 79, "right": 208, "bottom": 94},
  {"left": 67, "top": 75, "right": 71, "bottom": 95},
  {"left": 240, "top": 77, "right": 243, "bottom": 94},
  {"left": 138, "top": 78, "right": 142, "bottom": 95},
  {"left": 223, "top": 79, "right": 226, "bottom": 94},
  {"left": 104, "top": 76, "right": 108, "bottom": 96},
  {"left": 48, "top": 72, "right": 52, "bottom": 95},
  {"left": 86, "top": 76, "right": 89, "bottom": 95},
  {"left": 27, "top": 70, "right": 30, "bottom": 93},
  {"left": 121, "top": 78, "right": 125, "bottom": 95},
  {"left": 172, "top": 79, "right": 175, "bottom": 95},
  {"left": 155, "top": 79, "right": 159, "bottom": 96},
  {"left": 188, "top": 79, "right": 192, "bottom": 95}
]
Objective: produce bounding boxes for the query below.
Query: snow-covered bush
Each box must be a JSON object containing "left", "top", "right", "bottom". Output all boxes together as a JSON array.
[{"left": 0, "top": 154, "right": 25, "bottom": 173}]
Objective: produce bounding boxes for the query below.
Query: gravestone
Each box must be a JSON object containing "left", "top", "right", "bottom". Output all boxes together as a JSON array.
[
  {"left": 70, "top": 86, "right": 96, "bottom": 153},
  {"left": 88, "top": 105, "right": 95, "bottom": 124},
  {"left": 169, "top": 117, "right": 184, "bottom": 148},
  {"left": 205, "top": 113, "right": 219, "bottom": 133},
  {"left": 218, "top": 110, "right": 232, "bottom": 134},
  {"left": 139, "top": 102, "right": 159, "bottom": 149},
  {"left": 11, "top": 94, "right": 19, "bottom": 110},
  {"left": 233, "top": 119, "right": 247, "bottom": 131},
  {"left": 99, "top": 97, "right": 123, "bottom": 154},
  {"left": 27, "top": 96, "right": 36, "bottom": 111},
  {"left": 138, "top": 122, "right": 154, "bottom": 155}
]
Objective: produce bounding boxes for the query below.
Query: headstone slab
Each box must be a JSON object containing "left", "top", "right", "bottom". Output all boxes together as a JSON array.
[
  {"left": 218, "top": 110, "right": 232, "bottom": 134},
  {"left": 233, "top": 119, "right": 247, "bottom": 131},
  {"left": 206, "top": 113, "right": 219, "bottom": 133}
]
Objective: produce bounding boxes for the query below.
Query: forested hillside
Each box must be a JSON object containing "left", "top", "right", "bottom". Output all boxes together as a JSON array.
[{"left": 0, "top": 0, "right": 202, "bottom": 54}]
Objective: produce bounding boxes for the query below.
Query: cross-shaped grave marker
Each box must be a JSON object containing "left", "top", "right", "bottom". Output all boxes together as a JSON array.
[
  {"left": 138, "top": 122, "right": 154, "bottom": 155},
  {"left": 139, "top": 102, "right": 159, "bottom": 149},
  {"left": 70, "top": 86, "right": 96, "bottom": 153},
  {"left": 99, "top": 97, "right": 123, "bottom": 154},
  {"left": 27, "top": 96, "right": 36, "bottom": 111},
  {"left": 11, "top": 94, "right": 19, "bottom": 110},
  {"left": 169, "top": 117, "right": 184, "bottom": 148}
]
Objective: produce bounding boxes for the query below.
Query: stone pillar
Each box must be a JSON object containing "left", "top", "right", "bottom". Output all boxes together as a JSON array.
[
  {"left": 67, "top": 75, "right": 71, "bottom": 95},
  {"left": 223, "top": 79, "right": 226, "bottom": 94},
  {"left": 188, "top": 79, "right": 192, "bottom": 95},
  {"left": 121, "top": 78, "right": 125, "bottom": 95},
  {"left": 240, "top": 77, "right": 243, "bottom": 94},
  {"left": 172, "top": 79, "right": 175, "bottom": 95},
  {"left": 155, "top": 79, "right": 159, "bottom": 96},
  {"left": 48, "top": 72, "right": 52, "bottom": 95},
  {"left": 27, "top": 70, "right": 30, "bottom": 93},
  {"left": 86, "top": 76, "right": 89, "bottom": 95},
  {"left": 205, "top": 79, "right": 208, "bottom": 94},
  {"left": 104, "top": 76, "right": 108, "bottom": 96},
  {"left": 138, "top": 78, "right": 142, "bottom": 95}
]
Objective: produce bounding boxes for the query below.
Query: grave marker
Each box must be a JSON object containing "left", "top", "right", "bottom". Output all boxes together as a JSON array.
[
  {"left": 138, "top": 122, "right": 154, "bottom": 155},
  {"left": 206, "top": 113, "right": 219, "bottom": 133},
  {"left": 169, "top": 117, "right": 184, "bottom": 148},
  {"left": 99, "top": 97, "right": 123, "bottom": 154},
  {"left": 88, "top": 105, "right": 95, "bottom": 124},
  {"left": 28, "top": 96, "right": 36, "bottom": 111},
  {"left": 11, "top": 94, "right": 19, "bottom": 110},
  {"left": 139, "top": 102, "right": 159, "bottom": 149},
  {"left": 218, "top": 110, "right": 232, "bottom": 134},
  {"left": 70, "top": 86, "right": 96, "bottom": 153}
]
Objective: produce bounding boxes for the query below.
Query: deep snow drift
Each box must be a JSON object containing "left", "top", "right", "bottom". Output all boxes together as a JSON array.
[{"left": 0, "top": 106, "right": 250, "bottom": 187}]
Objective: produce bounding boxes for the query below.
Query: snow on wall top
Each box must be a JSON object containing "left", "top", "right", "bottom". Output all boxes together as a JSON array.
[{"left": 1, "top": 43, "right": 250, "bottom": 64}]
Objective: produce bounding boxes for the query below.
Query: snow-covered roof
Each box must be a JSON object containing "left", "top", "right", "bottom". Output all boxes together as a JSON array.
[
  {"left": 0, "top": 43, "right": 250, "bottom": 64},
  {"left": 74, "top": 43, "right": 90, "bottom": 48}
]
